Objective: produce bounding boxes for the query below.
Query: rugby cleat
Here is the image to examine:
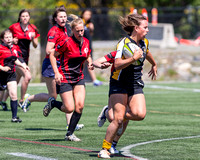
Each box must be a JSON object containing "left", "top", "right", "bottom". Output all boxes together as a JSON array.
[
  {"left": 93, "top": 80, "right": 103, "bottom": 86},
  {"left": 97, "top": 105, "right": 108, "bottom": 127},
  {"left": 66, "top": 124, "right": 84, "bottom": 131},
  {"left": 21, "top": 93, "right": 31, "bottom": 112},
  {"left": 11, "top": 117, "right": 22, "bottom": 123},
  {"left": 0, "top": 102, "right": 8, "bottom": 111},
  {"left": 97, "top": 149, "right": 111, "bottom": 159},
  {"left": 43, "top": 97, "right": 55, "bottom": 117},
  {"left": 109, "top": 145, "right": 119, "bottom": 154},
  {"left": 65, "top": 134, "right": 81, "bottom": 142}
]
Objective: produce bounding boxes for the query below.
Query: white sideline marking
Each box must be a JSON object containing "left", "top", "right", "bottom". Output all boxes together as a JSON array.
[
  {"left": 7, "top": 152, "right": 57, "bottom": 160},
  {"left": 146, "top": 84, "right": 200, "bottom": 92},
  {"left": 120, "top": 135, "right": 200, "bottom": 160}
]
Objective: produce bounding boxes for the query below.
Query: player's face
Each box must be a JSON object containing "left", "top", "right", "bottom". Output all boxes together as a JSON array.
[
  {"left": 72, "top": 23, "right": 84, "bottom": 41},
  {"left": 136, "top": 20, "right": 149, "bottom": 40},
  {"left": 20, "top": 12, "right": 30, "bottom": 25},
  {"left": 55, "top": 12, "right": 67, "bottom": 27},
  {"left": 82, "top": 10, "right": 92, "bottom": 22},
  {"left": 2, "top": 32, "right": 13, "bottom": 47}
]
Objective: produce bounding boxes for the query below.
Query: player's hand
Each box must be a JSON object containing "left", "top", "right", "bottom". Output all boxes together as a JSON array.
[
  {"left": 100, "top": 62, "right": 111, "bottom": 69},
  {"left": 133, "top": 48, "right": 143, "bottom": 61},
  {"left": 29, "top": 32, "right": 36, "bottom": 40},
  {"left": 2, "top": 66, "right": 11, "bottom": 72},
  {"left": 55, "top": 73, "right": 63, "bottom": 85},
  {"left": 148, "top": 65, "right": 157, "bottom": 80},
  {"left": 88, "top": 63, "right": 94, "bottom": 70}
]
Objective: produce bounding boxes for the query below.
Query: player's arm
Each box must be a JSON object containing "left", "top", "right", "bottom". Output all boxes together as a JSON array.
[
  {"left": 146, "top": 51, "right": 157, "bottom": 80},
  {"left": 115, "top": 49, "right": 143, "bottom": 70},
  {"left": 46, "top": 41, "right": 55, "bottom": 55},
  {"left": 49, "top": 49, "right": 63, "bottom": 85},
  {"left": 0, "top": 65, "right": 11, "bottom": 72},
  {"left": 32, "top": 36, "right": 38, "bottom": 48},
  {"left": 86, "top": 55, "right": 94, "bottom": 70},
  {"left": 93, "top": 56, "right": 111, "bottom": 69},
  {"left": 15, "top": 59, "right": 30, "bottom": 71}
]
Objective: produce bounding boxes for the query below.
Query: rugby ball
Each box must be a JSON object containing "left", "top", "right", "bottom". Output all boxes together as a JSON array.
[{"left": 122, "top": 42, "right": 141, "bottom": 65}]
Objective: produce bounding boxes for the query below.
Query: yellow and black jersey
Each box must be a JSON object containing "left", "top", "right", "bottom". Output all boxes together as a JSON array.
[{"left": 111, "top": 35, "right": 149, "bottom": 84}]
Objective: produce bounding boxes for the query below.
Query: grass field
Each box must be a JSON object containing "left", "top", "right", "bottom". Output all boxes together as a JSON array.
[{"left": 0, "top": 82, "right": 200, "bottom": 160}]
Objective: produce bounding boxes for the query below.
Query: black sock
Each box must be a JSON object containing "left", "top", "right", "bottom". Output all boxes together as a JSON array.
[
  {"left": 66, "top": 111, "right": 82, "bottom": 136},
  {"left": 11, "top": 100, "right": 18, "bottom": 118},
  {"left": 112, "top": 140, "right": 118, "bottom": 147},
  {"left": 51, "top": 100, "right": 62, "bottom": 111}
]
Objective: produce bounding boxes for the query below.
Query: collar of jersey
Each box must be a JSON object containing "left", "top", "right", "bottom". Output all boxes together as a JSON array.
[{"left": 2, "top": 42, "right": 12, "bottom": 49}]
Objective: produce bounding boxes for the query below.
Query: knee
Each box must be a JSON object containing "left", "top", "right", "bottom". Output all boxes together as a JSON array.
[
  {"left": 63, "top": 106, "right": 74, "bottom": 113},
  {"left": 107, "top": 113, "right": 114, "bottom": 122},
  {"left": 113, "top": 117, "right": 124, "bottom": 126},
  {"left": 9, "top": 93, "right": 17, "bottom": 101},
  {"left": 135, "top": 111, "right": 146, "bottom": 121},
  {"left": 24, "top": 74, "right": 32, "bottom": 82},
  {"left": 75, "top": 103, "right": 84, "bottom": 114}
]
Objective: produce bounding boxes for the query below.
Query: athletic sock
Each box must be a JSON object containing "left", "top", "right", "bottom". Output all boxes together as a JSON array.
[
  {"left": 112, "top": 140, "right": 118, "bottom": 147},
  {"left": 66, "top": 111, "right": 82, "bottom": 136},
  {"left": 102, "top": 139, "right": 112, "bottom": 150},
  {"left": 10, "top": 100, "right": 18, "bottom": 118},
  {"left": 51, "top": 100, "right": 62, "bottom": 111}
]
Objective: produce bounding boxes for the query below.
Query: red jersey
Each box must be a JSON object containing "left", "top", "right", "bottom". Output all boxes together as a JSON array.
[
  {"left": 0, "top": 43, "right": 21, "bottom": 73},
  {"left": 104, "top": 51, "right": 117, "bottom": 72},
  {"left": 9, "top": 22, "right": 40, "bottom": 64},
  {"left": 55, "top": 36, "right": 91, "bottom": 83},
  {"left": 46, "top": 24, "right": 68, "bottom": 59}
]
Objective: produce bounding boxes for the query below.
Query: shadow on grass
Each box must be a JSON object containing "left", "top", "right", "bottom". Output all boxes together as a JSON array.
[
  {"left": 73, "top": 151, "right": 133, "bottom": 159},
  {"left": 25, "top": 128, "right": 65, "bottom": 131},
  {"left": 39, "top": 138, "right": 64, "bottom": 142},
  {"left": 0, "top": 109, "right": 11, "bottom": 112}
]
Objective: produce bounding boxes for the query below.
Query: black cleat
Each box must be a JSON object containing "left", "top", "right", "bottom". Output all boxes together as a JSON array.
[{"left": 11, "top": 117, "right": 22, "bottom": 123}]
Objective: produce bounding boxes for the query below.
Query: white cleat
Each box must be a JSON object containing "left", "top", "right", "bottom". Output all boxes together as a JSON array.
[
  {"left": 97, "top": 105, "right": 108, "bottom": 127},
  {"left": 65, "top": 134, "right": 81, "bottom": 142},
  {"left": 97, "top": 149, "right": 111, "bottom": 159}
]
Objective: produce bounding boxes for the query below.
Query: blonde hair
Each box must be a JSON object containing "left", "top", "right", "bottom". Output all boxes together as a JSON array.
[
  {"left": 119, "top": 14, "right": 146, "bottom": 35},
  {"left": 70, "top": 17, "right": 84, "bottom": 30}
]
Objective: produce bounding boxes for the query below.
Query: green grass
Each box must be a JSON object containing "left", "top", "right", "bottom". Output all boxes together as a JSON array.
[{"left": 0, "top": 82, "right": 200, "bottom": 160}]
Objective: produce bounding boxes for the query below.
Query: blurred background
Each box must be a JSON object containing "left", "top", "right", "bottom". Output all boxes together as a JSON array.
[{"left": 1, "top": 0, "right": 200, "bottom": 82}]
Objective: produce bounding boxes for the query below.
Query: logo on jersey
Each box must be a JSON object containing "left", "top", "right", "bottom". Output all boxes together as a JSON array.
[
  {"left": 84, "top": 48, "right": 89, "bottom": 55},
  {"left": 49, "top": 36, "right": 55, "bottom": 39},
  {"left": 13, "top": 49, "right": 18, "bottom": 56}
]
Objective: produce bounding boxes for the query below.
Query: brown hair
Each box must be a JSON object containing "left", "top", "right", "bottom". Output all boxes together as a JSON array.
[
  {"left": 51, "top": 5, "right": 67, "bottom": 25},
  {"left": 0, "top": 29, "right": 12, "bottom": 43},
  {"left": 17, "top": 9, "right": 39, "bottom": 34},
  {"left": 119, "top": 14, "right": 146, "bottom": 35},
  {"left": 17, "top": 9, "right": 30, "bottom": 22}
]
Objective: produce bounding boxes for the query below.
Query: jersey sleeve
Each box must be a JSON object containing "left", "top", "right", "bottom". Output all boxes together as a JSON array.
[
  {"left": 115, "top": 38, "right": 125, "bottom": 59},
  {"left": 144, "top": 38, "right": 149, "bottom": 53},
  {"left": 47, "top": 28, "right": 59, "bottom": 44},
  {"left": 30, "top": 24, "right": 40, "bottom": 38},
  {"left": 55, "top": 38, "right": 69, "bottom": 54},
  {"left": 104, "top": 51, "right": 117, "bottom": 63}
]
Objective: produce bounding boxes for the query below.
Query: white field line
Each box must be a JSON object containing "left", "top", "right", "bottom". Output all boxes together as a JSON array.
[
  {"left": 146, "top": 84, "right": 200, "bottom": 92},
  {"left": 120, "top": 135, "right": 200, "bottom": 160},
  {"left": 6, "top": 152, "right": 57, "bottom": 160}
]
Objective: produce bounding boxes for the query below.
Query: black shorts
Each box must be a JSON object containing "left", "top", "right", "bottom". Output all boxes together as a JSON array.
[
  {"left": 109, "top": 79, "right": 144, "bottom": 97},
  {"left": 0, "top": 72, "right": 16, "bottom": 91},
  {"left": 56, "top": 79, "right": 85, "bottom": 94}
]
